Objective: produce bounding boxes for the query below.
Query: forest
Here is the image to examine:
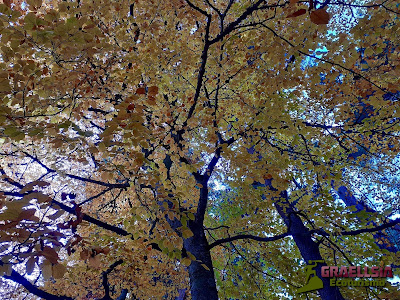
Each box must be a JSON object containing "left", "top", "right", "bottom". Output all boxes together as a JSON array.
[{"left": 0, "top": 0, "right": 399, "bottom": 299}]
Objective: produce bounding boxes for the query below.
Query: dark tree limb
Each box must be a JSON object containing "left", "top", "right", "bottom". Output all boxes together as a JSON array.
[
  {"left": 0, "top": 189, "right": 131, "bottom": 238},
  {"left": 52, "top": 199, "right": 131, "bottom": 237},
  {"left": 1, "top": 263, "right": 73, "bottom": 300},
  {"left": 116, "top": 289, "right": 128, "bottom": 300},
  {"left": 180, "top": 7, "right": 211, "bottom": 131},
  {"left": 310, "top": 217, "right": 400, "bottom": 237},
  {"left": 21, "top": 151, "right": 130, "bottom": 189},
  {"left": 208, "top": 231, "right": 289, "bottom": 249},
  {"left": 254, "top": 179, "right": 345, "bottom": 300},
  {"left": 209, "top": 0, "right": 286, "bottom": 45},
  {"left": 185, "top": 0, "right": 209, "bottom": 16},
  {"left": 100, "top": 259, "right": 124, "bottom": 300},
  {"left": 78, "top": 187, "right": 113, "bottom": 206}
]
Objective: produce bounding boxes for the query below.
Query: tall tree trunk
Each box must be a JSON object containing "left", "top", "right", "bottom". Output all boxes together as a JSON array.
[
  {"left": 273, "top": 189, "right": 345, "bottom": 300},
  {"left": 161, "top": 169, "right": 219, "bottom": 300},
  {"left": 184, "top": 220, "right": 218, "bottom": 300}
]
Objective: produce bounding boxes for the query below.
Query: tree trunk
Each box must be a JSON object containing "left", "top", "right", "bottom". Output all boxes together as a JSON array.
[
  {"left": 184, "top": 219, "right": 218, "bottom": 300},
  {"left": 274, "top": 190, "right": 346, "bottom": 300},
  {"left": 158, "top": 167, "right": 219, "bottom": 300}
]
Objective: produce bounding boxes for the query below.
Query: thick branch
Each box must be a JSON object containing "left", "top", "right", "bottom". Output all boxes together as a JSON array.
[
  {"left": 116, "top": 289, "right": 128, "bottom": 300},
  {"left": 185, "top": 0, "right": 209, "bottom": 16},
  {"left": 51, "top": 199, "right": 131, "bottom": 236},
  {"left": 181, "top": 15, "right": 211, "bottom": 129},
  {"left": 0, "top": 190, "right": 130, "bottom": 237},
  {"left": 204, "top": 136, "right": 235, "bottom": 179}
]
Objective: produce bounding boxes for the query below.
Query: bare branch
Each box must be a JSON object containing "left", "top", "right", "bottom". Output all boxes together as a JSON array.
[
  {"left": 100, "top": 259, "right": 124, "bottom": 300},
  {"left": 261, "top": 24, "right": 395, "bottom": 97},
  {"left": 208, "top": 232, "right": 289, "bottom": 249},
  {"left": 333, "top": 218, "right": 400, "bottom": 237},
  {"left": 21, "top": 151, "right": 130, "bottom": 189}
]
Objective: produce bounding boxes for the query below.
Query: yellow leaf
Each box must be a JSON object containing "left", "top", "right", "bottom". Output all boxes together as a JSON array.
[
  {"left": 181, "top": 257, "right": 191, "bottom": 266},
  {"left": 182, "top": 228, "right": 194, "bottom": 239},
  {"left": 0, "top": 78, "right": 11, "bottom": 93}
]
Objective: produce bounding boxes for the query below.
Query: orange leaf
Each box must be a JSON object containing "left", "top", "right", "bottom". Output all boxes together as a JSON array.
[
  {"left": 310, "top": 9, "right": 331, "bottom": 25},
  {"left": 147, "top": 96, "right": 156, "bottom": 105},
  {"left": 18, "top": 209, "right": 36, "bottom": 221},
  {"left": 148, "top": 86, "right": 158, "bottom": 95},
  {"left": 88, "top": 255, "right": 101, "bottom": 268},
  {"left": 4, "top": 0, "right": 12, "bottom": 8},
  {"left": 263, "top": 174, "right": 273, "bottom": 180},
  {"left": 388, "top": 83, "right": 397, "bottom": 93},
  {"left": 80, "top": 249, "right": 89, "bottom": 260},
  {"left": 136, "top": 87, "right": 146, "bottom": 94},
  {"left": 287, "top": 9, "right": 306, "bottom": 18}
]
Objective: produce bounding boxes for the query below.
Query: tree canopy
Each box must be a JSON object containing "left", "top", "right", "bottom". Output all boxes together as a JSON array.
[{"left": 0, "top": 0, "right": 399, "bottom": 299}]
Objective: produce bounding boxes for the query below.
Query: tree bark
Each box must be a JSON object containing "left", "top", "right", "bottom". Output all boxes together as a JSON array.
[
  {"left": 158, "top": 167, "right": 219, "bottom": 300},
  {"left": 183, "top": 179, "right": 219, "bottom": 300},
  {"left": 184, "top": 219, "right": 218, "bottom": 300}
]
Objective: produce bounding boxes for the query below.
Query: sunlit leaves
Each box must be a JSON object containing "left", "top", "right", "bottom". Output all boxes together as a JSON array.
[
  {"left": 181, "top": 228, "right": 194, "bottom": 239},
  {"left": 0, "top": 0, "right": 398, "bottom": 299}
]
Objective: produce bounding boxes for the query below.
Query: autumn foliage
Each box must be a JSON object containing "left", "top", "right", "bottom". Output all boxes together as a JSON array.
[{"left": 0, "top": 0, "right": 399, "bottom": 299}]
